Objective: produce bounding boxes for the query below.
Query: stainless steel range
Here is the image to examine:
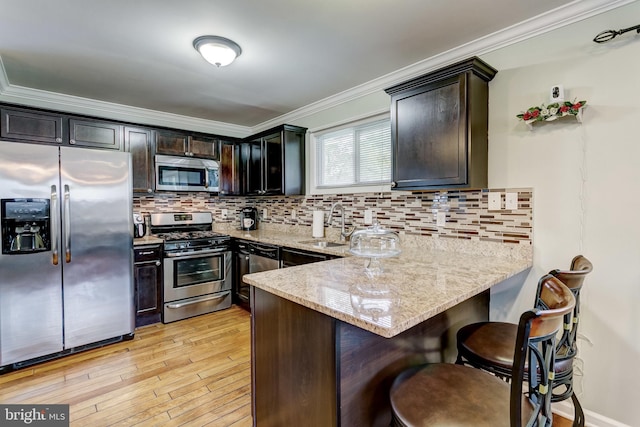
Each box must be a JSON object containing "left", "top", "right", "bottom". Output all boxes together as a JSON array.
[{"left": 150, "top": 212, "right": 232, "bottom": 323}]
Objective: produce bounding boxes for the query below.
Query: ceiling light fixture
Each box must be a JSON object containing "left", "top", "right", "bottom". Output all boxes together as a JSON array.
[{"left": 193, "top": 35, "right": 242, "bottom": 67}]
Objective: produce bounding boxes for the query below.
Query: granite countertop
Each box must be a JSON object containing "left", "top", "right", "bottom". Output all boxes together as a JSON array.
[
  {"left": 133, "top": 235, "right": 164, "bottom": 246},
  {"left": 242, "top": 241, "right": 531, "bottom": 338},
  {"left": 134, "top": 224, "right": 531, "bottom": 338},
  {"left": 218, "top": 227, "right": 352, "bottom": 257}
]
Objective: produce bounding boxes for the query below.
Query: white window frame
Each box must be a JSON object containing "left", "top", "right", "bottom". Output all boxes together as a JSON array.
[{"left": 308, "top": 111, "right": 392, "bottom": 195}]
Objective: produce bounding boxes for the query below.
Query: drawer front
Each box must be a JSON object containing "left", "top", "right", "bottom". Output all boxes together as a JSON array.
[
  {"left": 163, "top": 291, "right": 231, "bottom": 323},
  {"left": 134, "top": 245, "right": 162, "bottom": 262},
  {"left": 281, "top": 247, "right": 331, "bottom": 267}
]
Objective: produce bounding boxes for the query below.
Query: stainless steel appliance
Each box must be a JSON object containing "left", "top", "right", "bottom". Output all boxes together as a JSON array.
[
  {"left": 240, "top": 207, "right": 258, "bottom": 230},
  {"left": 155, "top": 155, "right": 219, "bottom": 193},
  {"left": 0, "top": 141, "right": 134, "bottom": 372},
  {"left": 149, "top": 212, "right": 232, "bottom": 323},
  {"left": 133, "top": 213, "right": 146, "bottom": 238},
  {"left": 234, "top": 240, "right": 280, "bottom": 311}
]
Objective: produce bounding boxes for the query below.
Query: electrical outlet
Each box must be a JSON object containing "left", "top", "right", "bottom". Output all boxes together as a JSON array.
[
  {"left": 364, "top": 210, "right": 373, "bottom": 225},
  {"left": 291, "top": 209, "right": 297, "bottom": 219},
  {"left": 262, "top": 208, "right": 268, "bottom": 219},
  {"left": 436, "top": 211, "right": 446, "bottom": 227},
  {"left": 505, "top": 193, "right": 518, "bottom": 210},
  {"left": 488, "top": 192, "right": 502, "bottom": 210},
  {"left": 550, "top": 84, "right": 564, "bottom": 103},
  {"left": 221, "top": 209, "right": 228, "bottom": 219}
]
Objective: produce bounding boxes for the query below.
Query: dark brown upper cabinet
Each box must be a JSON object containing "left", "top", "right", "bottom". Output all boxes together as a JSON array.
[
  {"left": 0, "top": 107, "right": 64, "bottom": 144},
  {"left": 243, "top": 124, "right": 306, "bottom": 196},
  {"left": 219, "top": 139, "right": 243, "bottom": 196},
  {"left": 69, "top": 118, "right": 123, "bottom": 150},
  {"left": 385, "top": 57, "right": 497, "bottom": 190},
  {"left": 155, "top": 129, "right": 219, "bottom": 160},
  {"left": 124, "top": 126, "right": 154, "bottom": 194}
]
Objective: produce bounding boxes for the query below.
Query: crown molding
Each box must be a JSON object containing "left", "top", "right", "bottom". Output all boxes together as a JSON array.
[
  {"left": 0, "top": 58, "right": 251, "bottom": 138},
  {"left": 0, "top": 0, "right": 633, "bottom": 137},
  {"left": 0, "top": 57, "right": 10, "bottom": 94},
  {"left": 251, "top": 0, "right": 635, "bottom": 132}
]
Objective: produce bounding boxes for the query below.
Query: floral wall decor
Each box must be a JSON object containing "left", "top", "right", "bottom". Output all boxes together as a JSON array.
[{"left": 517, "top": 100, "right": 586, "bottom": 129}]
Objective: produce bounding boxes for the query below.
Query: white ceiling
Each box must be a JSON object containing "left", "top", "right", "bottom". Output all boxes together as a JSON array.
[{"left": 0, "top": 0, "right": 630, "bottom": 130}]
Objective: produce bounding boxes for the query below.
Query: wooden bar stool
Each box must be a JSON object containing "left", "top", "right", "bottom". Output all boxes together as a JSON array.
[
  {"left": 456, "top": 255, "right": 592, "bottom": 427},
  {"left": 389, "top": 275, "right": 575, "bottom": 427}
]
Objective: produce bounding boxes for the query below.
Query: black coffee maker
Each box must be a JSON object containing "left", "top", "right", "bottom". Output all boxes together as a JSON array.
[
  {"left": 133, "top": 213, "right": 146, "bottom": 238},
  {"left": 240, "top": 207, "right": 258, "bottom": 231}
]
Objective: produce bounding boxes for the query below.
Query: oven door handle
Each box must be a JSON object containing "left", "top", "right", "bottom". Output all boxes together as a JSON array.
[
  {"left": 165, "top": 248, "right": 228, "bottom": 258},
  {"left": 165, "top": 292, "right": 230, "bottom": 309}
]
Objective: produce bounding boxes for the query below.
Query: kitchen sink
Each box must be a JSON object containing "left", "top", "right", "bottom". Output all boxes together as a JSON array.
[{"left": 298, "top": 240, "right": 346, "bottom": 248}]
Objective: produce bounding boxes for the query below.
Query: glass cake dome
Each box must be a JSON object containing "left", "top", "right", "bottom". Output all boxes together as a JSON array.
[{"left": 349, "top": 222, "right": 401, "bottom": 274}]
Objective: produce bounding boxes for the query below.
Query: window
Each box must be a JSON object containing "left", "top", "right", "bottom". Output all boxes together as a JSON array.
[{"left": 315, "top": 118, "right": 391, "bottom": 188}]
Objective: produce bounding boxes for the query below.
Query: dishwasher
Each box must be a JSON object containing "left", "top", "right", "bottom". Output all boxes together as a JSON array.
[{"left": 234, "top": 240, "right": 280, "bottom": 311}]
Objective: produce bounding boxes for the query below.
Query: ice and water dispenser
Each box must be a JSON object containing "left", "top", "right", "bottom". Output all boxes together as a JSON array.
[{"left": 1, "top": 199, "right": 51, "bottom": 254}]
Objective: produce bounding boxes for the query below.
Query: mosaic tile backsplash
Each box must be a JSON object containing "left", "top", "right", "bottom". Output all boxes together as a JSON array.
[{"left": 134, "top": 188, "right": 532, "bottom": 246}]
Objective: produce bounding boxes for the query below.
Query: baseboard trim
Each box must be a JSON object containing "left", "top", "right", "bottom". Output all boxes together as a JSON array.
[{"left": 553, "top": 401, "right": 631, "bottom": 427}]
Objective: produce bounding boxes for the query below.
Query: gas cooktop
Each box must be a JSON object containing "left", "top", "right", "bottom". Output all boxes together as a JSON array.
[
  {"left": 153, "top": 230, "right": 228, "bottom": 242},
  {"left": 148, "top": 212, "right": 230, "bottom": 248}
]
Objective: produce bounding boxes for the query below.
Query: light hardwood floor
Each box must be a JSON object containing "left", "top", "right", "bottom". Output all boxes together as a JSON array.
[
  {"left": 0, "top": 306, "right": 252, "bottom": 426},
  {"left": 0, "top": 305, "right": 576, "bottom": 426}
]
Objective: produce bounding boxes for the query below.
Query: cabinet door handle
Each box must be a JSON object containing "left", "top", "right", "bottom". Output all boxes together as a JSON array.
[
  {"left": 390, "top": 181, "right": 397, "bottom": 188},
  {"left": 155, "top": 261, "right": 161, "bottom": 266}
]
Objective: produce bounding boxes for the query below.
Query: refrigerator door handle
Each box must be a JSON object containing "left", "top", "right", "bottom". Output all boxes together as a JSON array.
[
  {"left": 63, "top": 184, "right": 71, "bottom": 263},
  {"left": 51, "top": 185, "right": 59, "bottom": 265}
]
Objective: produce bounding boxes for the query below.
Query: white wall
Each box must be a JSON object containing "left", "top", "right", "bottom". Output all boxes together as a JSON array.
[
  {"left": 482, "top": 3, "right": 640, "bottom": 425},
  {"left": 293, "top": 4, "right": 640, "bottom": 425}
]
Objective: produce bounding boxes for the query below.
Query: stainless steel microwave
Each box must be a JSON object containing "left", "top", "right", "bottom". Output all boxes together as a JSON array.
[{"left": 155, "top": 155, "right": 219, "bottom": 193}]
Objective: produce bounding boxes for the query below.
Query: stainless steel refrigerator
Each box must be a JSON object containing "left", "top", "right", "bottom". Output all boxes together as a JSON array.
[{"left": 0, "top": 140, "right": 134, "bottom": 370}]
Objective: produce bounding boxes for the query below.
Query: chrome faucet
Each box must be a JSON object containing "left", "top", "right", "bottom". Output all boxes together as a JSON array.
[{"left": 327, "top": 202, "right": 355, "bottom": 241}]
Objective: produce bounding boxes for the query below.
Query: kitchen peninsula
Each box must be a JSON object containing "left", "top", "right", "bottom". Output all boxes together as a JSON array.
[{"left": 243, "top": 244, "right": 531, "bottom": 427}]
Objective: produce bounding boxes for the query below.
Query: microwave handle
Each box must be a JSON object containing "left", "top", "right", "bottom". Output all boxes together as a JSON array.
[{"left": 204, "top": 168, "right": 209, "bottom": 189}]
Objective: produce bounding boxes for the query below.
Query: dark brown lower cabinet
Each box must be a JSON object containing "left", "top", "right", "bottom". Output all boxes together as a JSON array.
[
  {"left": 134, "top": 245, "right": 162, "bottom": 327},
  {"left": 251, "top": 287, "right": 489, "bottom": 427}
]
